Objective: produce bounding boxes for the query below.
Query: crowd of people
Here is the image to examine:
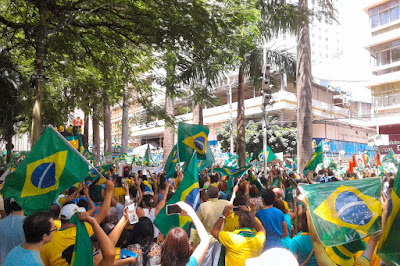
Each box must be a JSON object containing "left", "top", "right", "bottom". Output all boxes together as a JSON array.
[{"left": 0, "top": 162, "right": 394, "bottom": 266}]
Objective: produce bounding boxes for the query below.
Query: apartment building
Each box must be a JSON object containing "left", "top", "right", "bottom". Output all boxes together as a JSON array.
[{"left": 364, "top": 0, "right": 400, "bottom": 155}]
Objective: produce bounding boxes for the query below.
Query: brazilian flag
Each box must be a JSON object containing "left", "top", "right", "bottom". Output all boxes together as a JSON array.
[
  {"left": 383, "top": 147, "right": 398, "bottom": 164},
  {"left": 247, "top": 171, "right": 263, "bottom": 194},
  {"left": 119, "top": 153, "right": 128, "bottom": 161},
  {"left": 65, "top": 136, "right": 79, "bottom": 149},
  {"left": 378, "top": 165, "right": 400, "bottom": 265},
  {"left": 177, "top": 122, "right": 212, "bottom": 163},
  {"left": 0, "top": 127, "right": 90, "bottom": 215},
  {"left": 303, "top": 141, "right": 323, "bottom": 174},
  {"left": 154, "top": 153, "right": 200, "bottom": 236},
  {"left": 164, "top": 144, "right": 179, "bottom": 179},
  {"left": 300, "top": 178, "right": 382, "bottom": 247},
  {"left": 225, "top": 154, "right": 238, "bottom": 168},
  {"left": 213, "top": 165, "right": 252, "bottom": 178},
  {"left": 258, "top": 146, "right": 276, "bottom": 162},
  {"left": 70, "top": 213, "right": 93, "bottom": 266},
  {"left": 87, "top": 164, "right": 113, "bottom": 180},
  {"left": 77, "top": 136, "right": 93, "bottom": 161},
  {"left": 197, "top": 145, "right": 214, "bottom": 172}
]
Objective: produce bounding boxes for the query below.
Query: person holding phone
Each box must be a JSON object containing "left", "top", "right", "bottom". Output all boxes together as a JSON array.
[{"left": 161, "top": 201, "right": 209, "bottom": 266}]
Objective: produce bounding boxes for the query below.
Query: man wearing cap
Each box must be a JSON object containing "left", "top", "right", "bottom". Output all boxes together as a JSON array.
[
  {"left": 0, "top": 199, "right": 25, "bottom": 264},
  {"left": 40, "top": 180, "right": 114, "bottom": 266}
]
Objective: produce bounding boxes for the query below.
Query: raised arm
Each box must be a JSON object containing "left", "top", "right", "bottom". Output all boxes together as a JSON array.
[
  {"left": 155, "top": 181, "right": 172, "bottom": 216},
  {"left": 108, "top": 208, "right": 129, "bottom": 246},
  {"left": 78, "top": 212, "right": 116, "bottom": 266},
  {"left": 82, "top": 185, "right": 96, "bottom": 216},
  {"left": 93, "top": 180, "right": 114, "bottom": 224},
  {"left": 211, "top": 205, "right": 232, "bottom": 239},
  {"left": 177, "top": 201, "right": 209, "bottom": 266}
]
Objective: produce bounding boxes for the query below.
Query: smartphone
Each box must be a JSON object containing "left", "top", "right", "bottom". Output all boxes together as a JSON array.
[
  {"left": 383, "top": 181, "right": 390, "bottom": 199},
  {"left": 292, "top": 188, "right": 297, "bottom": 198},
  {"left": 233, "top": 206, "right": 239, "bottom": 212},
  {"left": 166, "top": 204, "right": 182, "bottom": 215}
]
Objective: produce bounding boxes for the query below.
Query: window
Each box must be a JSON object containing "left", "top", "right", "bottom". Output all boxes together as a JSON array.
[
  {"left": 372, "top": 39, "right": 400, "bottom": 66},
  {"left": 369, "top": 1, "right": 400, "bottom": 28}
]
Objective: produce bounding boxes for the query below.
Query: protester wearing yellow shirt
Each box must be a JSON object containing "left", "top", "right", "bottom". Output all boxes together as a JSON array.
[
  {"left": 113, "top": 176, "right": 127, "bottom": 204},
  {"left": 40, "top": 204, "right": 94, "bottom": 266},
  {"left": 211, "top": 205, "right": 266, "bottom": 266}
]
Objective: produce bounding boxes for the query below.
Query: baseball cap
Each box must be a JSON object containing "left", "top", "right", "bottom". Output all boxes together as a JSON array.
[{"left": 60, "top": 203, "right": 86, "bottom": 220}]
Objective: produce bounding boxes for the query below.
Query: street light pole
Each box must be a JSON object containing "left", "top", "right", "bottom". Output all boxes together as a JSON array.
[
  {"left": 262, "top": 64, "right": 271, "bottom": 180},
  {"left": 228, "top": 77, "right": 234, "bottom": 154}
]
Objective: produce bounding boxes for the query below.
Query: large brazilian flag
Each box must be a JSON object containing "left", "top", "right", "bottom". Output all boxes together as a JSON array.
[
  {"left": 154, "top": 153, "right": 200, "bottom": 236},
  {"left": 178, "top": 122, "right": 211, "bottom": 163},
  {"left": 378, "top": 165, "right": 400, "bottom": 265},
  {"left": 300, "top": 178, "right": 382, "bottom": 247},
  {"left": 213, "top": 165, "right": 252, "bottom": 178},
  {"left": 1, "top": 127, "right": 90, "bottom": 215}
]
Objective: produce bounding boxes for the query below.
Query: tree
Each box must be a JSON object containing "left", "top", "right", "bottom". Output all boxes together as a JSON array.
[
  {"left": 0, "top": 53, "right": 25, "bottom": 162},
  {"left": 216, "top": 119, "right": 297, "bottom": 157},
  {"left": 220, "top": 0, "right": 306, "bottom": 166},
  {"left": 296, "top": 0, "right": 334, "bottom": 172}
]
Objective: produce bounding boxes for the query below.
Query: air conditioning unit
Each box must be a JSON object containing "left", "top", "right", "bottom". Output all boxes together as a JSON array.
[{"left": 368, "top": 135, "right": 389, "bottom": 147}]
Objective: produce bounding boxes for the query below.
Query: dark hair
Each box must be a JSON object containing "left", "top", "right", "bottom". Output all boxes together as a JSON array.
[
  {"left": 142, "top": 195, "right": 154, "bottom": 208},
  {"left": 233, "top": 195, "right": 248, "bottom": 207},
  {"left": 161, "top": 227, "right": 190, "bottom": 266},
  {"left": 327, "top": 170, "right": 334, "bottom": 176},
  {"left": 210, "top": 174, "right": 219, "bottom": 184},
  {"left": 129, "top": 186, "right": 138, "bottom": 199},
  {"left": 10, "top": 201, "right": 22, "bottom": 212},
  {"left": 49, "top": 203, "right": 61, "bottom": 219},
  {"left": 238, "top": 209, "right": 255, "bottom": 228},
  {"left": 249, "top": 184, "right": 259, "bottom": 198},
  {"left": 159, "top": 174, "right": 166, "bottom": 190},
  {"left": 218, "top": 181, "right": 227, "bottom": 192},
  {"left": 273, "top": 199, "right": 288, "bottom": 214},
  {"left": 23, "top": 212, "right": 52, "bottom": 243},
  {"left": 115, "top": 176, "right": 123, "bottom": 187},
  {"left": 126, "top": 217, "right": 154, "bottom": 264},
  {"left": 198, "top": 174, "right": 205, "bottom": 189},
  {"left": 77, "top": 199, "right": 89, "bottom": 211},
  {"left": 207, "top": 186, "right": 219, "bottom": 199},
  {"left": 200, "top": 190, "right": 209, "bottom": 202},
  {"left": 67, "top": 186, "right": 77, "bottom": 196},
  {"left": 261, "top": 189, "right": 275, "bottom": 206}
]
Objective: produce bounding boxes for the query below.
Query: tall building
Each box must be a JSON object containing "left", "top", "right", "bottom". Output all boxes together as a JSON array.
[{"left": 364, "top": 0, "right": 400, "bottom": 155}]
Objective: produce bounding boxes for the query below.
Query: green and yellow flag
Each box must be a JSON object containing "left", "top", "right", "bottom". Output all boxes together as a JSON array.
[
  {"left": 197, "top": 144, "right": 214, "bottom": 172},
  {"left": 378, "top": 165, "right": 400, "bottom": 264},
  {"left": 178, "top": 122, "right": 211, "bottom": 163},
  {"left": 70, "top": 213, "right": 93, "bottom": 266},
  {"left": 144, "top": 144, "right": 155, "bottom": 166},
  {"left": 164, "top": 144, "right": 179, "bottom": 179},
  {"left": 154, "top": 153, "right": 200, "bottom": 236},
  {"left": 65, "top": 136, "right": 79, "bottom": 150},
  {"left": 382, "top": 148, "right": 398, "bottom": 164},
  {"left": 87, "top": 164, "right": 113, "bottom": 180},
  {"left": 300, "top": 178, "right": 382, "bottom": 247},
  {"left": 258, "top": 146, "right": 276, "bottom": 162},
  {"left": 303, "top": 141, "right": 324, "bottom": 174},
  {"left": 225, "top": 154, "right": 238, "bottom": 168},
  {"left": 213, "top": 165, "right": 252, "bottom": 178},
  {"left": 0, "top": 127, "right": 91, "bottom": 215}
]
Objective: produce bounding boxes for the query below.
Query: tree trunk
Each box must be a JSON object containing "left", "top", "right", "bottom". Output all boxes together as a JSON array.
[
  {"left": 6, "top": 134, "right": 12, "bottom": 163},
  {"left": 92, "top": 109, "right": 100, "bottom": 164},
  {"left": 192, "top": 104, "right": 203, "bottom": 125},
  {"left": 121, "top": 87, "right": 129, "bottom": 154},
  {"left": 103, "top": 96, "right": 112, "bottom": 155},
  {"left": 31, "top": 4, "right": 48, "bottom": 146},
  {"left": 163, "top": 51, "right": 176, "bottom": 164},
  {"left": 237, "top": 63, "right": 246, "bottom": 167},
  {"left": 164, "top": 96, "right": 175, "bottom": 163},
  {"left": 297, "top": 0, "right": 313, "bottom": 173},
  {"left": 84, "top": 112, "right": 89, "bottom": 149}
]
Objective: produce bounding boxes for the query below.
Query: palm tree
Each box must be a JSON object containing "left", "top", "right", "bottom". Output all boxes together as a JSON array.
[
  {"left": 296, "top": 0, "right": 334, "bottom": 172},
  {"left": 229, "top": 0, "right": 305, "bottom": 166}
]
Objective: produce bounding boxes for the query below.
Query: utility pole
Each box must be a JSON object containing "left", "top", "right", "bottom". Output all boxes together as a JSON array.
[
  {"left": 228, "top": 77, "right": 234, "bottom": 154},
  {"left": 262, "top": 63, "right": 271, "bottom": 180}
]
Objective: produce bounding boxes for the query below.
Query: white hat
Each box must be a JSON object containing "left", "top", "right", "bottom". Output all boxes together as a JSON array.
[
  {"left": 246, "top": 248, "right": 299, "bottom": 266},
  {"left": 60, "top": 204, "right": 86, "bottom": 220}
]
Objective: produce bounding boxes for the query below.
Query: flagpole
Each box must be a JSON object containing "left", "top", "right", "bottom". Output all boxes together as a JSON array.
[{"left": 48, "top": 125, "right": 108, "bottom": 180}]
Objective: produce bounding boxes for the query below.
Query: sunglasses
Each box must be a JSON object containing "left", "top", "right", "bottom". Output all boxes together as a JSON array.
[{"left": 49, "top": 228, "right": 58, "bottom": 233}]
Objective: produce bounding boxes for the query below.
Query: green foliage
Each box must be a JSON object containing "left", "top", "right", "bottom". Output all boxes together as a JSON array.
[{"left": 216, "top": 118, "right": 297, "bottom": 156}]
